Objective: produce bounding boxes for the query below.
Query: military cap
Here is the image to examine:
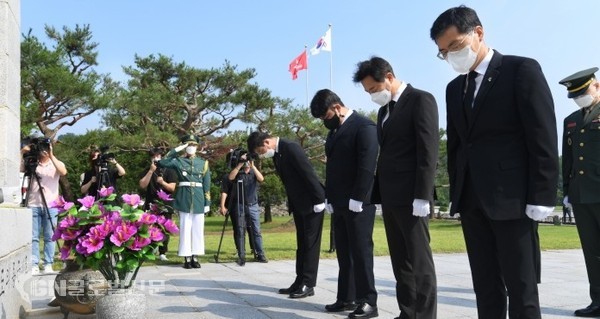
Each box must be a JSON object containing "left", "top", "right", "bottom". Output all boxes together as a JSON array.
[
  {"left": 180, "top": 134, "right": 199, "bottom": 145},
  {"left": 559, "top": 67, "right": 599, "bottom": 98}
]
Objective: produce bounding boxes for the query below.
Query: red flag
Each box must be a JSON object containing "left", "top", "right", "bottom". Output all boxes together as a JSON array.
[{"left": 288, "top": 50, "right": 307, "bottom": 80}]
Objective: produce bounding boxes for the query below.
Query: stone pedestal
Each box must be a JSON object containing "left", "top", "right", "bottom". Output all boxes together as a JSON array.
[
  {"left": 0, "top": 207, "right": 32, "bottom": 318},
  {"left": 96, "top": 288, "right": 146, "bottom": 319}
]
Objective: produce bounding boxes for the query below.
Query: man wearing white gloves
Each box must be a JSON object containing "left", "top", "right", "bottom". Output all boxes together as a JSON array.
[
  {"left": 310, "top": 89, "right": 379, "bottom": 318},
  {"left": 430, "top": 6, "right": 559, "bottom": 318},
  {"left": 247, "top": 131, "right": 326, "bottom": 299},
  {"left": 159, "top": 134, "right": 211, "bottom": 269},
  {"left": 353, "top": 56, "right": 439, "bottom": 318}
]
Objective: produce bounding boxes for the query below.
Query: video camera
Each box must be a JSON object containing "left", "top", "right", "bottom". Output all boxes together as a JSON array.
[
  {"left": 228, "top": 148, "right": 255, "bottom": 169},
  {"left": 94, "top": 145, "right": 116, "bottom": 169},
  {"left": 22, "top": 137, "right": 51, "bottom": 172}
]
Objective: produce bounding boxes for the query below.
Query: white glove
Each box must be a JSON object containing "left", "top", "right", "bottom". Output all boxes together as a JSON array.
[
  {"left": 525, "top": 204, "right": 554, "bottom": 221},
  {"left": 313, "top": 202, "right": 326, "bottom": 213},
  {"left": 174, "top": 143, "right": 189, "bottom": 152},
  {"left": 412, "top": 198, "right": 430, "bottom": 217},
  {"left": 325, "top": 200, "right": 334, "bottom": 214},
  {"left": 204, "top": 206, "right": 210, "bottom": 213},
  {"left": 349, "top": 199, "right": 363, "bottom": 213},
  {"left": 563, "top": 196, "right": 573, "bottom": 210}
]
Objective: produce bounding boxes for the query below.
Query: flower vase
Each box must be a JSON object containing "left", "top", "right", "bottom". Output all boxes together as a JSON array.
[
  {"left": 95, "top": 286, "right": 146, "bottom": 319},
  {"left": 52, "top": 260, "right": 108, "bottom": 318}
]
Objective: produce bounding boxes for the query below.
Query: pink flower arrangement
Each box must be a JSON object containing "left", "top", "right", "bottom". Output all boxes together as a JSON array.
[{"left": 51, "top": 187, "right": 179, "bottom": 289}]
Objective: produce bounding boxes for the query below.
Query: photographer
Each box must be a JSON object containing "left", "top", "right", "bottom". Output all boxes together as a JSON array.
[
  {"left": 139, "top": 148, "right": 177, "bottom": 261},
  {"left": 80, "top": 148, "right": 126, "bottom": 196},
  {"left": 222, "top": 149, "right": 268, "bottom": 266},
  {"left": 20, "top": 138, "right": 68, "bottom": 275}
]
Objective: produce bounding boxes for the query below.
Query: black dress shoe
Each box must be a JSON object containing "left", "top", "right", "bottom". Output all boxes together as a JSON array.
[
  {"left": 183, "top": 261, "right": 192, "bottom": 269},
  {"left": 349, "top": 303, "right": 378, "bottom": 318},
  {"left": 289, "top": 285, "right": 314, "bottom": 299},
  {"left": 236, "top": 256, "right": 246, "bottom": 266},
  {"left": 325, "top": 300, "right": 356, "bottom": 312},
  {"left": 575, "top": 304, "right": 600, "bottom": 317},
  {"left": 191, "top": 260, "right": 201, "bottom": 268},
  {"left": 256, "top": 255, "right": 269, "bottom": 263},
  {"left": 278, "top": 284, "right": 299, "bottom": 294}
]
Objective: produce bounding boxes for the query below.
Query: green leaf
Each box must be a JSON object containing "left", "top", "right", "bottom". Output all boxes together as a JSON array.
[
  {"left": 111, "top": 246, "right": 125, "bottom": 253},
  {"left": 126, "top": 259, "right": 139, "bottom": 269}
]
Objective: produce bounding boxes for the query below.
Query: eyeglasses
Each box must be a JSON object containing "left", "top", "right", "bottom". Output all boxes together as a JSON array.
[{"left": 436, "top": 31, "right": 474, "bottom": 60}]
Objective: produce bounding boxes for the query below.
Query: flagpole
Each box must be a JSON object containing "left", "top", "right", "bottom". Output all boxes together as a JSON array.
[
  {"left": 305, "top": 45, "right": 309, "bottom": 108},
  {"left": 328, "top": 24, "right": 333, "bottom": 90}
]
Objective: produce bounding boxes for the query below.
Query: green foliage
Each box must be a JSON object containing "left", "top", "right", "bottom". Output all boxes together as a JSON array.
[
  {"left": 105, "top": 55, "right": 287, "bottom": 143},
  {"left": 20, "top": 24, "right": 118, "bottom": 138}
]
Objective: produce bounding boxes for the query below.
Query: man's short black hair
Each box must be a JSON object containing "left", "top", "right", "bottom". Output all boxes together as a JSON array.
[
  {"left": 148, "top": 147, "right": 163, "bottom": 156},
  {"left": 309, "top": 89, "right": 344, "bottom": 118},
  {"left": 352, "top": 56, "right": 395, "bottom": 84},
  {"left": 247, "top": 131, "right": 271, "bottom": 153},
  {"left": 430, "top": 5, "right": 482, "bottom": 41}
]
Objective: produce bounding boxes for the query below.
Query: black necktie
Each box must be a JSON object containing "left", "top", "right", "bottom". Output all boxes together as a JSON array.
[
  {"left": 463, "top": 71, "right": 478, "bottom": 123},
  {"left": 388, "top": 100, "right": 396, "bottom": 115}
]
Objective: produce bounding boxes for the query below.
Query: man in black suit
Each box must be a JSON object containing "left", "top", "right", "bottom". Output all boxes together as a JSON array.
[
  {"left": 247, "top": 131, "right": 326, "bottom": 299},
  {"left": 353, "top": 57, "right": 439, "bottom": 319},
  {"left": 309, "top": 89, "right": 379, "bottom": 318},
  {"left": 430, "top": 6, "right": 559, "bottom": 319}
]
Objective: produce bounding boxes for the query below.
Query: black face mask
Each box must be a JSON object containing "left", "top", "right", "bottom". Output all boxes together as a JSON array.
[{"left": 323, "top": 114, "right": 340, "bottom": 130}]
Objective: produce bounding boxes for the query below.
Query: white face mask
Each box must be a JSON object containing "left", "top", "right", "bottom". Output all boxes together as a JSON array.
[
  {"left": 573, "top": 94, "right": 595, "bottom": 109},
  {"left": 446, "top": 33, "right": 479, "bottom": 74},
  {"left": 185, "top": 146, "right": 197, "bottom": 155},
  {"left": 370, "top": 89, "right": 392, "bottom": 106},
  {"left": 259, "top": 148, "right": 275, "bottom": 159}
]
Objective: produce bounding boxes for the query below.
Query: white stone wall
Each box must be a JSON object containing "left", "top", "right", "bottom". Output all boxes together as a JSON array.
[
  {"left": 0, "top": 0, "right": 33, "bottom": 318},
  {"left": 0, "top": 0, "right": 21, "bottom": 192}
]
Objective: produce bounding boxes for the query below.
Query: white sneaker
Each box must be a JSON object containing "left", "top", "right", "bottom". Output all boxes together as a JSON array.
[
  {"left": 42, "top": 264, "right": 57, "bottom": 274},
  {"left": 159, "top": 254, "right": 169, "bottom": 261},
  {"left": 32, "top": 266, "right": 40, "bottom": 275}
]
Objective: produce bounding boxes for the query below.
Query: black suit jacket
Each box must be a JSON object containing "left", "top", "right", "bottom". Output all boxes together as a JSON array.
[
  {"left": 273, "top": 138, "right": 326, "bottom": 215},
  {"left": 446, "top": 50, "right": 558, "bottom": 219},
  {"left": 325, "top": 112, "right": 378, "bottom": 207},
  {"left": 375, "top": 84, "right": 439, "bottom": 207}
]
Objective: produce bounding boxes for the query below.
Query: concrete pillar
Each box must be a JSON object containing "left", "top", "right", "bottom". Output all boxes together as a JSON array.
[{"left": 0, "top": 0, "right": 34, "bottom": 318}]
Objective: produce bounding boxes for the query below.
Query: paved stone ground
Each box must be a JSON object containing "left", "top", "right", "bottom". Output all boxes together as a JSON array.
[{"left": 25, "top": 249, "right": 589, "bottom": 319}]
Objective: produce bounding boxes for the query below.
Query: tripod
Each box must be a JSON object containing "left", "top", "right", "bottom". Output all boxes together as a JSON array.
[
  {"left": 214, "top": 174, "right": 257, "bottom": 263},
  {"left": 233, "top": 177, "right": 257, "bottom": 259},
  {"left": 94, "top": 161, "right": 113, "bottom": 199}
]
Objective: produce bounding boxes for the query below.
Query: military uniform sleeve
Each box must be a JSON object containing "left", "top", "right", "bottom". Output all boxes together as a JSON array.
[{"left": 203, "top": 160, "right": 211, "bottom": 207}]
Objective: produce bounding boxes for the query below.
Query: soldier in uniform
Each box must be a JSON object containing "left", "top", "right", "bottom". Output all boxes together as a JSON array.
[
  {"left": 560, "top": 67, "right": 600, "bottom": 317},
  {"left": 159, "top": 134, "right": 211, "bottom": 269}
]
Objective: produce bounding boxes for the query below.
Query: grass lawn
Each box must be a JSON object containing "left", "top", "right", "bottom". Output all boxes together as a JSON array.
[{"left": 144, "top": 214, "right": 582, "bottom": 266}]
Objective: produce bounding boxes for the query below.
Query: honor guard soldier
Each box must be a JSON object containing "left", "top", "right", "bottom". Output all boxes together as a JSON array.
[
  {"left": 560, "top": 67, "right": 600, "bottom": 317},
  {"left": 159, "top": 134, "right": 211, "bottom": 269}
]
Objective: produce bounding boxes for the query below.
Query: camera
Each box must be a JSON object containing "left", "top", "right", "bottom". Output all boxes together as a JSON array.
[
  {"left": 228, "top": 148, "right": 255, "bottom": 169},
  {"left": 94, "top": 145, "right": 115, "bottom": 169},
  {"left": 22, "top": 137, "right": 51, "bottom": 172}
]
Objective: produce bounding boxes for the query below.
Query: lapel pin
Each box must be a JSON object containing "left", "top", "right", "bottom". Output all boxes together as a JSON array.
[{"left": 487, "top": 77, "right": 492, "bottom": 82}]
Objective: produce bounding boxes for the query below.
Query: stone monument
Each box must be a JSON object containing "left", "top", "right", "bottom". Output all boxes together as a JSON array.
[{"left": 0, "top": 0, "right": 34, "bottom": 318}]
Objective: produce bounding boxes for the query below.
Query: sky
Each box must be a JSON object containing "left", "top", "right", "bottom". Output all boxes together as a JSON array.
[{"left": 20, "top": 0, "right": 600, "bottom": 155}]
